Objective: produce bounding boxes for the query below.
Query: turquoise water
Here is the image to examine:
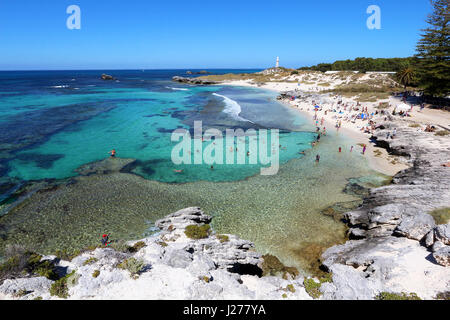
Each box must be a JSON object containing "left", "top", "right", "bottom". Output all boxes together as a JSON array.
[{"left": 1, "top": 70, "right": 316, "bottom": 185}]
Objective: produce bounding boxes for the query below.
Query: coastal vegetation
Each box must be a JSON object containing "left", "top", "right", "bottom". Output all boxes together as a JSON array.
[
  {"left": 375, "top": 292, "right": 421, "bottom": 300},
  {"left": 184, "top": 224, "right": 211, "bottom": 239},
  {"left": 299, "top": 0, "right": 449, "bottom": 99},
  {"left": 428, "top": 207, "right": 450, "bottom": 224},
  {"left": 298, "top": 57, "right": 417, "bottom": 73},
  {"left": 0, "top": 245, "right": 59, "bottom": 282},
  {"left": 117, "top": 257, "right": 146, "bottom": 278},
  {"left": 49, "top": 271, "right": 77, "bottom": 299},
  {"left": 303, "top": 274, "right": 333, "bottom": 299}
]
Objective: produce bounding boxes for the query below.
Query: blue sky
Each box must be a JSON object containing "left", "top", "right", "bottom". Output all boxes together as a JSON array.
[{"left": 0, "top": 0, "right": 431, "bottom": 70}]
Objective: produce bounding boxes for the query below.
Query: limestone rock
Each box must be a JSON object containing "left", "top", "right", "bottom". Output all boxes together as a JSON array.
[
  {"left": 394, "top": 213, "right": 435, "bottom": 241},
  {"left": 433, "top": 246, "right": 450, "bottom": 267},
  {"left": 434, "top": 224, "right": 450, "bottom": 245}
]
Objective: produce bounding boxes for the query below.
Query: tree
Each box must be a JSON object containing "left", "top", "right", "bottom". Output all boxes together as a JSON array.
[
  {"left": 397, "top": 67, "right": 416, "bottom": 90},
  {"left": 415, "top": 0, "right": 450, "bottom": 97}
]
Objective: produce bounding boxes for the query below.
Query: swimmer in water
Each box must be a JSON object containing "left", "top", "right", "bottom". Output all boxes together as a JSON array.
[{"left": 173, "top": 169, "right": 183, "bottom": 173}]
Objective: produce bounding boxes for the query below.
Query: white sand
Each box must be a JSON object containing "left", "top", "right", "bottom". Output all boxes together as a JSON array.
[{"left": 220, "top": 77, "right": 450, "bottom": 176}]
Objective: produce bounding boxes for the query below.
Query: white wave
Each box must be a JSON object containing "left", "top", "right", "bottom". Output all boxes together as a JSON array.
[
  {"left": 51, "top": 85, "right": 69, "bottom": 88},
  {"left": 212, "top": 93, "right": 254, "bottom": 123},
  {"left": 166, "top": 86, "right": 188, "bottom": 91}
]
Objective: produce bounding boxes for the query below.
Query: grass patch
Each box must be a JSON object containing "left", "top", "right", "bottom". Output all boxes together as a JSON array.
[
  {"left": 428, "top": 207, "right": 450, "bottom": 224},
  {"left": 408, "top": 123, "right": 421, "bottom": 128},
  {"left": 92, "top": 270, "right": 100, "bottom": 278},
  {"left": 83, "top": 257, "right": 98, "bottom": 266},
  {"left": 216, "top": 234, "right": 229, "bottom": 243},
  {"left": 184, "top": 224, "right": 211, "bottom": 240},
  {"left": 375, "top": 292, "right": 421, "bottom": 300}
]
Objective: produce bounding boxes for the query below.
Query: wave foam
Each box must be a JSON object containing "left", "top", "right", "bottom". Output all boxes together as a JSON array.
[
  {"left": 166, "top": 86, "right": 188, "bottom": 91},
  {"left": 213, "top": 93, "right": 253, "bottom": 123}
]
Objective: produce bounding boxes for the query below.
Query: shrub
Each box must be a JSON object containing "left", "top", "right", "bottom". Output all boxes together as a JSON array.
[
  {"left": 92, "top": 270, "right": 100, "bottom": 278},
  {"left": 435, "top": 291, "right": 450, "bottom": 300},
  {"left": 0, "top": 248, "right": 58, "bottom": 281},
  {"left": 110, "top": 239, "right": 132, "bottom": 253},
  {"left": 428, "top": 207, "right": 450, "bottom": 225},
  {"left": 184, "top": 224, "right": 211, "bottom": 239},
  {"left": 435, "top": 130, "right": 449, "bottom": 136},
  {"left": 117, "top": 258, "right": 145, "bottom": 278},
  {"left": 375, "top": 292, "right": 421, "bottom": 300},
  {"left": 286, "top": 284, "right": 296, "bottom": 293},
  {"left": 128, "top": 241, "right": 146, "bottom": 253},
  {"left": 409, "top": 123, "right": 421, "bottom": 128},
  {"left": 50, "top": 271, "right": 76, "bottom": 299}
]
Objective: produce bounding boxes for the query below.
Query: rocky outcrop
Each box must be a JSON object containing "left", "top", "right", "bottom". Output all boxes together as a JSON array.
[
  {"left": 321, "top": 120, "right": 450, "bottom": 299},
  {"left": 100, "top": 74, "right": 115, "bottom": 80},
  {"left": 0, "top": 207, "right": 311, "bottom": 300},
  {"left": 172, "top": 76, "right": 217, "bottom": 85}
]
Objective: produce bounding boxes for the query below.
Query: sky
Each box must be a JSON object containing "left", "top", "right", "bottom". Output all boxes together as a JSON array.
[{"left": 0, "top": 0, "right": 432, "bottom": 70}]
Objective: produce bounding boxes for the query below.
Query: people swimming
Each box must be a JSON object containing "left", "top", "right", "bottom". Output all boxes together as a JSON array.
[
  {"left": 173, "top": 169, "right": 183, "bottom": 173},
  {"left": 109, "top": 149, "right": 116, "bottom": 158}
]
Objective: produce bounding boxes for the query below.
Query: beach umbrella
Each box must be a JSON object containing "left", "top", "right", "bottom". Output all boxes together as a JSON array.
[{"left": 396, "top": 103, "right": 411, "bottom": 112}]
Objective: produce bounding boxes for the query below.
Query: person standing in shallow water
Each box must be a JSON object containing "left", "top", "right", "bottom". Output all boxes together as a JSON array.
[
  {"left": 316, "top": 154, "right": 320, "bottom": 163},
  {"left": 362, "top": 144, "right": 367, "bottom": 155}
]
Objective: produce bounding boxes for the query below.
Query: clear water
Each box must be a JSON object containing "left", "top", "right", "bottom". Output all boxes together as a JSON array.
[{"left": 0, "top": 70, "right": 387, "bottom": 274}]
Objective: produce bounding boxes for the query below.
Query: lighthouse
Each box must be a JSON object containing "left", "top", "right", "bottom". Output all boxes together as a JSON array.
[{"left": 276, "top": 57, "right": 279, "bottom": 68}]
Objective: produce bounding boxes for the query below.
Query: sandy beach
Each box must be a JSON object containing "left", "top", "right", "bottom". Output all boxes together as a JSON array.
[{"left": 221, "top": 78, "right": 450, "bottom": 176}]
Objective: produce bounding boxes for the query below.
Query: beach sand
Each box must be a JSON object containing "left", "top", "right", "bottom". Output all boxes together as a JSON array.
[{"left": 220, "top": 79, "right": 449, "bottom": 176}]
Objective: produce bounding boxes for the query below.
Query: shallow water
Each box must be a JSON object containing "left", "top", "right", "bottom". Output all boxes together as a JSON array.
[{"left": 0, "top": 70, "right": 389, "bottom": 274}]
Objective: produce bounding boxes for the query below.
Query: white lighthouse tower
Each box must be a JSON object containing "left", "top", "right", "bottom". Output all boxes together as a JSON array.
[{"left": 276, "top": 56, "right": 279, "bottom": 68}]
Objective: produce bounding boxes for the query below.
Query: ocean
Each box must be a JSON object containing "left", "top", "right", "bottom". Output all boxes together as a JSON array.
[{"left": 0, "top": 69, "right": 387, "bottom": 274}]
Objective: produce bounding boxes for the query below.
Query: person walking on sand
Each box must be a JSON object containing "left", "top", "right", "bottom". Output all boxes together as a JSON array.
[{"left": 350, "top": 146, "right": 353, "bottom": 152}]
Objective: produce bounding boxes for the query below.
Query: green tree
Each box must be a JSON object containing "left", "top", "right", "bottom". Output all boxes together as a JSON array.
[
  {"left": 397, "top": 67, "right": 416, "bottom": 90},
  {"left": 415, "top": 0, "right": 450, "bottom": 96}
]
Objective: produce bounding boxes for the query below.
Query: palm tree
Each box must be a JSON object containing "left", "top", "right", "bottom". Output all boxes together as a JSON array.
[{"left": 397, "top": 67, "right": 415, "bottom": 91}]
